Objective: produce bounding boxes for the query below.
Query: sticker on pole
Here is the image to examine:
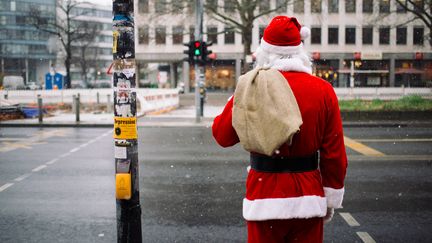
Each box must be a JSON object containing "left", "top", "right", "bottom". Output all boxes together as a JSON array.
[{"left": 114, "top": 117, "right": 137, "bottom": 139}]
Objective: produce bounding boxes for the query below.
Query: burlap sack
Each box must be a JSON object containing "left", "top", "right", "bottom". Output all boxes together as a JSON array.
[{"left": 232, "top": 67, "right": 303, "bottom": 156}]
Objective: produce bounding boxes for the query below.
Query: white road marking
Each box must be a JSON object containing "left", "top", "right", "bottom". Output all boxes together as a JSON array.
[
  {"left": 339, "top": 212, "right": 361, "bottom": 226},
  {"left": 32, "top": 165, "right": 47, "bottom": 172},
  {"left": 14, "top": 174, "right": 31, "bottom": 182},
  {"left": 70, "top": 147, "right": 80, "bottom": 153},
  {"left": 46, "top": 158, "right": 59, "bottom": 165},
  {"left": 0, "top": 183, "right": 14, "bottom": 192},
  {"left": 79, "top": 143, "right": 89, "bottom": 148},
  {"left": 357, "top": 232, "right": 376, "bottom": 243},
  {"left": 59, "top": 152, "right": 71, "bottom": 158}
]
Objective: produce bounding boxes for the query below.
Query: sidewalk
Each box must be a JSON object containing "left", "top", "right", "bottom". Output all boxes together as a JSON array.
[
  {"left": 1, "top": 105, "right": 431, "bottom": 127},
  {"left": 0, "top": 106, "right": 225, "bottom": 127}
]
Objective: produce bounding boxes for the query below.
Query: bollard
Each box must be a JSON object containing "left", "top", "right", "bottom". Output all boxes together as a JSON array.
[
  {"left": 107, "top": 94, "right": 112, "bottom": 113},
  {"left": 37, "top": 95, "right": 43, "bottom": 124},
  {"left": 72, "top": 95, "right": 76, "bottom": 113},
  {"left": 75, "top": 95, "right": 80, "bottom": 122},
  {"left": 97, "top": 92, "right": 100, "bottom": 104},
  {"left": 4, "top": 92, "right": 7, "bottom": 100}
]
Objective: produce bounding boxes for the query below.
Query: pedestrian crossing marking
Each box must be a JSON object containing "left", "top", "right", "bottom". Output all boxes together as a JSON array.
[
  {"left": 339, "top": 212, "right": 361, "bottom": 226},
  {"left": 344, "top": 136, "right": 385, "bottom": 157},
  {"left": 357, "top": 232, "right": 376, "bottom": 243}
]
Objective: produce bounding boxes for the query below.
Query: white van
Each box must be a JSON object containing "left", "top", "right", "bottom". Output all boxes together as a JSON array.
[{"left": 3, "top": 76, "right": 25, "bottom": 90}]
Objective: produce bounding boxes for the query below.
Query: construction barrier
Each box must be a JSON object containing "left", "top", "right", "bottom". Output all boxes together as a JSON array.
[{"left": 0, "top": 88, "right": 180, "bottom": 116}]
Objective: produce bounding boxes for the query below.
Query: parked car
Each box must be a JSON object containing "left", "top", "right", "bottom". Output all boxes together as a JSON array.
[{"left": 26, "top": 82, "right": 42, "bottom": 90}]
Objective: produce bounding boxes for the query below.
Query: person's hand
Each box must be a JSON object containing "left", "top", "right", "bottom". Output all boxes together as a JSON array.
[{"left": 323, "top": 208, "right": 334, "bottom": 224}]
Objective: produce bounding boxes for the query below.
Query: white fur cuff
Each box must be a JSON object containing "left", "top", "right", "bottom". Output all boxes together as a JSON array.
[
  {"left": 260, "top": 38, "right": 303, "bottom": 55},
  {"left": 324, "top": 187, "right": 345, "bottom": 209},
  {"left": 243, "top": 196, "right": 327, "bottom": 221}
]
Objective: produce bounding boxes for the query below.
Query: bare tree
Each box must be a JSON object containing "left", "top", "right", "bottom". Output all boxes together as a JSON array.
[
  {"left": 204, "top": 0, "right": 292, "bottom": 71},
  {"left": 142, "top": 0, "right": 292, "bottom": 72},
  {"left": 392, "top": 0, "right": 431, "bottom": 45},
  {"left": 29, "top": 0, "right": 100, "bottom": 88},
  {"left": 71, "top": 22, "right": 102, "bottom": 88}
]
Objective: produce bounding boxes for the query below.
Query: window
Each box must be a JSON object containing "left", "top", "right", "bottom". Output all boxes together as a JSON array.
[
  {"left": 186, "top": 0, "right": 195, "bottom": 14},
  {"left": 172, "top": 1, "right": 184, "bottom": 14},
  {"left": 413, "top": 27, "right": 424, "bottom": 45},
  {"left": 259, "top": 0, "right": 270, "bottom": 13},
  {"left": 189, "top": 26, "right": 195, "bottom": 41},
  {"left": 379, "top": 27, "right": 390, "bottom": 45},
  {"left": 311, "top": 0, "right": 322, "bottom": 13},
  {"left": 396, "top": 0, "right": 407, "bottom": 12},
  {"left": 362, "top": 27, "right": 373, "bottom": 44},
  {"left": 155, "top": 0, "right": 167, "bottom": 13},
  {"left": 328, "top": 27, "right": 338, "bottom": 44},
  {"left": 225, "top": 0, "right": 235, "bottom": 13},
  {"left": 345, "top": 27, "right": 356, "bottom": 44},
  {"left": 294, "top": 0, "right": 304, "bottom": 13},
  {"left": 138, "top": 26, "right": 149, "bottom": 44},
  {"left": 207, "top": 26, "right": 218, "bottom": 44},
  {"left": 363, "top": 0, "right": 373, "bottom": 13},
  {"left": 413, "top": 0, "right": 424, "bottom": 12},
  {"left": 396, "top": 27, "right": 407, "bottom": 45},
  {"left": 379, "top": 0, "right": 390, "bottom": 13},
  {"left": 155, "top": 26, "right": 166, "bottom": 44},
  {"left": 207, "top": 0, "right": 217, "bottom": 10},
  {"left": 328, "top": 0, "right": 339, "bottom": 13},
  {"left": 138, "top": 0, "right": 148, "bottom": 13},
  {"left": 345, "top": 0, "right": 356, "bottom": 13},
  {"left": 224, "top": 28, "right": 235, "bottom": 44},
  {"left": 311, "top": 27, "right": 321, "bottom": 44},
  {"left": 172, "top": 26, "right": 183, "bottom": 44},
  {"left": 276, "top": 0, "right": 287, "bottom": 13}
]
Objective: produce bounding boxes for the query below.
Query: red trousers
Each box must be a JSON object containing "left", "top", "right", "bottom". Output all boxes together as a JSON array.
[{"left": 247, "top": 217, "right": 323, "bottom": 243}]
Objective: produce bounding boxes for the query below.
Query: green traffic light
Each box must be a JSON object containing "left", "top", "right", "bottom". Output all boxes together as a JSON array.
[{"left": 194, "top": 49, "right": 201, "bottom": 56}]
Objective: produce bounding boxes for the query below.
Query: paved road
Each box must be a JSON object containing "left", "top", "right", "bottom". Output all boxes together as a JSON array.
[{"left": 0, "top": 125, "right": 431, "bottom": 242}]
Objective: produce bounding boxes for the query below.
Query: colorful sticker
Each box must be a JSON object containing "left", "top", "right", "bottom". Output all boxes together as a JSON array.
[
  {"left": 113, "top": 30, "right": 119, "bottom": 53},
  {"left": 114, "top": 117, "right": 137, "bottom": 139}
]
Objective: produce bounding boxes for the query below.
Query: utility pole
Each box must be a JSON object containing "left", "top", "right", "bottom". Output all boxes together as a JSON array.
[
  {"left": 194, "top": 0, "right": 204, "bottom": 123},
  {"left": 112, "top": 1, "right": 142, "bottom": 242}
]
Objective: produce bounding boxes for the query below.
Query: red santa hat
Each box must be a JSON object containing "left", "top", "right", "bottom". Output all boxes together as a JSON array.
[{"left": 260, "top": 16, "right": 310, "bottom": 55}]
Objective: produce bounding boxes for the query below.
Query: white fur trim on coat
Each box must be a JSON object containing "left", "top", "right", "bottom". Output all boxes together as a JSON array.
[
  {"left": 260, "top": 38, "right": 303, "bottom": 55},
  {"left": 324, "top": 187, "right": 345, "bottom": 209},
  {"left": 243, "top": 196, "right": 327, "bottom": 221},
  {"left": 272, "top": 58, "right": 312, "bottom": 74}
]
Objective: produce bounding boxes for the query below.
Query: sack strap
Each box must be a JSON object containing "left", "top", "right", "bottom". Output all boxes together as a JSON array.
[{"left": 250, "top": 152, "right": 318, "bottom": 173}]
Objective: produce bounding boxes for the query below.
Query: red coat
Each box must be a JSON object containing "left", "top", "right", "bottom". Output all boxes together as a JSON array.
[{"left": 212, "top": 71, "right": 347, "bottom": 221}]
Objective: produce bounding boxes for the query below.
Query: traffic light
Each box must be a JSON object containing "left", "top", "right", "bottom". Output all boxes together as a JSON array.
[
  {"left": 193, "top": 41, "right": 202, "bottom": 57},
  {"left": 201, "top": 42, "right": 213, "bottom": 63},
  {"left": 183, "top": 41, "right": 213, "bottom": 65},
  {"left": 183, "top": 42, "right": 193, "bottom": 63}
]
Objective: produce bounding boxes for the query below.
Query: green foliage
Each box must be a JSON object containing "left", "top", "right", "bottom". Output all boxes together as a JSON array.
[{"left": 339, "top": 96, "right": 432, "bottom": 111}]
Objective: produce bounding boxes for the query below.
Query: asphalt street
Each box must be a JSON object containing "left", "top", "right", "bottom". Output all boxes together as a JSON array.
[{"left": 0, "top": 125, "right": 431, "bottom": 243}]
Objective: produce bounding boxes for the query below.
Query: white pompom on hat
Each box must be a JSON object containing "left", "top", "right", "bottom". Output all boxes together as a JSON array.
[{"left": 260, "top": 16, "right": 309, "bottom": 55}]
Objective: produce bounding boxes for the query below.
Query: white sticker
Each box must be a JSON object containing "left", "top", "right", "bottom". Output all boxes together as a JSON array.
[
  {"left": 122, "top": 68, "right": 135, "bottom": 78},
  {"left": 114, "top": 146, "right": 127, "bottom": 159}
]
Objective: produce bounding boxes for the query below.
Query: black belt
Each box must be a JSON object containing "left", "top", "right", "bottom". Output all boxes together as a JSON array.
[{"left": 250, "top": 152, "right": 319, "bottom": 173}]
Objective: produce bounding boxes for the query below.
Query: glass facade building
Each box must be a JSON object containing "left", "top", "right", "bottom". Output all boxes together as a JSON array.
[{"left": 0, "top": 0, "right": 56, "bottom": 85}]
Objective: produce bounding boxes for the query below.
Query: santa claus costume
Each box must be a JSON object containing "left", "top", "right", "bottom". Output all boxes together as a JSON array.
[{"left": 212, "top": 16, "right": 347, "bottom": 243}]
